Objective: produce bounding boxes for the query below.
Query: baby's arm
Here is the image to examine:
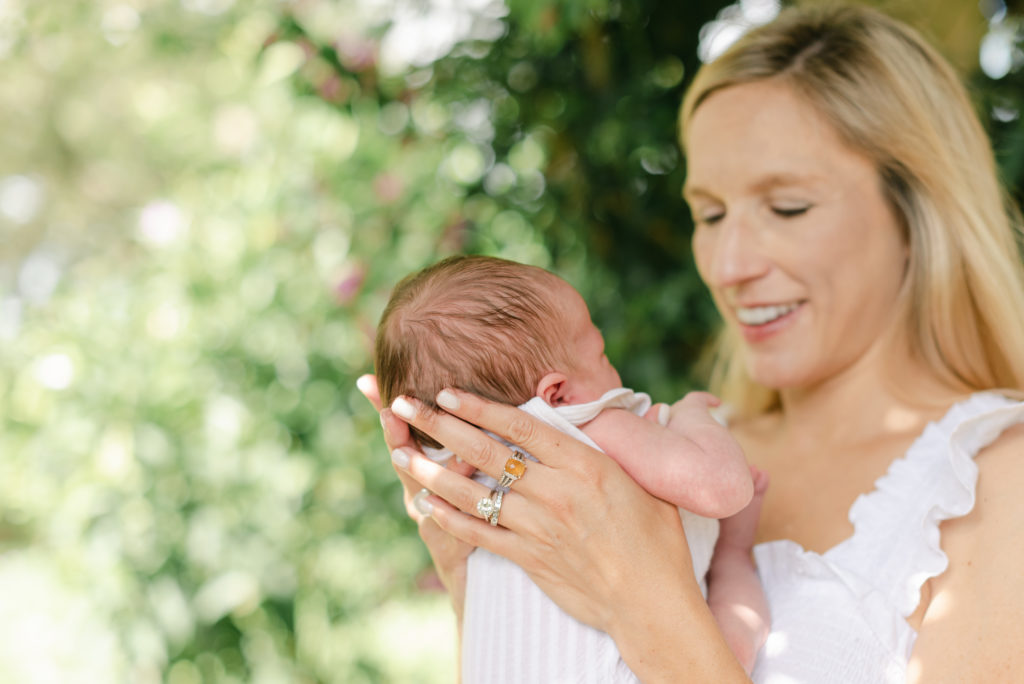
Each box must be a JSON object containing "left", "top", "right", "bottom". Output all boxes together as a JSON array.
[
  {"left": 707, "top": 467, "right": 771, "bottom": 674},
  {"left": 580, "top": 392, "right": 752, "bottom": 518}
]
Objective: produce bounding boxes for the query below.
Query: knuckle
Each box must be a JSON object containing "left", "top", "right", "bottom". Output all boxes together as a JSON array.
[
  {"left": 505, "top": 414, "right": 538, "bottom": 447},
  {"left": 572, "top": 458, "right": 604, "bottom": 490},
  {"left": 464, "top": 437, "right": 495, "bottom": 467},
  {"left": 461, "top": 524, "right": 486, "bottom": 548}
]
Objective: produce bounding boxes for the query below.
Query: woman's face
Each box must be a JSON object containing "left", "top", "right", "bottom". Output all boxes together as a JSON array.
[{"left": 685, "top": 80, "right": 908, "bottom": 390}]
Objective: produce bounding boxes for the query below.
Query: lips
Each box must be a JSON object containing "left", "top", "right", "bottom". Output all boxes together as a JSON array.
[{"left": 735, "top": 302, "right": 802, "bottom": 326}]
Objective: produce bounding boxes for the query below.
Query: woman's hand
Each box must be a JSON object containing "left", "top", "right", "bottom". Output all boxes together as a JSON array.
[
  {"left": 385, "top": 387, "right": 749, "bottom": 681},
  {"left": 357, "top": 375, "right": 475, "bottom": 622}
]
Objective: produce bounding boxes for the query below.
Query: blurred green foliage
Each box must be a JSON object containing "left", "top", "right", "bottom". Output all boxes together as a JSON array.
[{"left": 0, "top": 0, "right": 1021, "bottom": 682}]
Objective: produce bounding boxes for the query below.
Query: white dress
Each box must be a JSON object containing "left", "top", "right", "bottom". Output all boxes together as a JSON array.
[
  {"left": 446, "top": 388, "right": 720, "bottom": 684},
  {"left": 751, "top": 391, "right": 1024, "bottom": 682}
]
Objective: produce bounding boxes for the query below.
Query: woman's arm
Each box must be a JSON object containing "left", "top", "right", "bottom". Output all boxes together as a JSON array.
[
  {"left": 908, "top": 424, "right": 1024, "bottom": 681},
  {"left": 582, "top": 392, "right": 752, "bottom": 517},
  {"left": 388, "top": 387, "right": 751, "bottom": 682}
]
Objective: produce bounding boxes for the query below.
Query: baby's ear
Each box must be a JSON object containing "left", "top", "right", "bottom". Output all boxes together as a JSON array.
[{"left": 536, "top": 372, "right": 570, "bottom": 406}]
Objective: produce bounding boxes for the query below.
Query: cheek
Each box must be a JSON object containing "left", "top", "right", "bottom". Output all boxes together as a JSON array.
[{"left": 691, "top": 230, "right": 713, "bottom": 281}]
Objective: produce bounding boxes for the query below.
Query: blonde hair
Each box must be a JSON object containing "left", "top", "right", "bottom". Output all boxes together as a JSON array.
[
  {"left": 375, "top": 255, "right": 571, "bottom": 447},
  {"left": 680, "top": 4, "right": 1024, "bottom": 417}
]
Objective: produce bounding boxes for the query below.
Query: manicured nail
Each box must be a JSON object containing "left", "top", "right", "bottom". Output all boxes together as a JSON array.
[
  {"left": 391, "top": 397, "right": 417, "bottom": 420},
  {"left": 391, "top": 448, "right": 410, "bottom": 469},
  {"left": 658, "top": 404, "right": 670, "bottom": 425},
  {"left": 356, "top": 375, "right": 375, "bottom": 395},
  {"left": 413, "top": 489, "right": 434, "bottom": 516},
  {"left": 436, "top": 389, "right": 460, "bottom": 410}
]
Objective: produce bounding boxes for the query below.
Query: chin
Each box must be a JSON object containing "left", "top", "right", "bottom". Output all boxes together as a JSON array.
[{"left": 744, "top": 356, "right": 816, "bottom": 390}]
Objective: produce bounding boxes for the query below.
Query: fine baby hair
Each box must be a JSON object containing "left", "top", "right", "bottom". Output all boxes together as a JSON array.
[{"left": 375, "top": 255, "right": 577, "bottom": 448}]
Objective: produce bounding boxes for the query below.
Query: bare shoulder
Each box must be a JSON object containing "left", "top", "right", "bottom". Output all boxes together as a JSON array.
[
  {"left": 946, "top": 420, "right": 1024, "bottom": 555},
  {"left": 909, "top": 422, "right": 1024, "bottom": 681}
]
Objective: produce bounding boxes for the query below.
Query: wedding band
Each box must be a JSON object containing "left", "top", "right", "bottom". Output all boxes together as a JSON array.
[
  {"left": 488, "top": 489, "right": 504, "bottom": 526},
  {"left": 497, "top": 447, "right": 528, "bottom": 489}
]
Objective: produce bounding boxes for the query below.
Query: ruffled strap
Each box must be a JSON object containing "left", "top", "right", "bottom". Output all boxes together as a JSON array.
[
  {"left": 548, "top": 388, "right": 653, "bottom": 427},
  {"left": 827, "top": 392, "right": 1024, "bottom": 618}
]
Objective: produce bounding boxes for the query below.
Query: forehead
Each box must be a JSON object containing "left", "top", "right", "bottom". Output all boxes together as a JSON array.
[
  {"left": 547, "top": 277, "right": 589, "bottom": 318},
  {"left": 683, "top": 80, "right": 872, "bottom": 196}
]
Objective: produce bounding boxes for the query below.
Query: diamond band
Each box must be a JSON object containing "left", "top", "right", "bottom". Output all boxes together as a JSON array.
[{"left": 488, "top": 490, "right": 504, "bottom": 526}]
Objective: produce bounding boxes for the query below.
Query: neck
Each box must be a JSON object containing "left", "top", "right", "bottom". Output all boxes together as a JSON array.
[{"left": 775, "top": 335, "right": 963, "bottom": 451}]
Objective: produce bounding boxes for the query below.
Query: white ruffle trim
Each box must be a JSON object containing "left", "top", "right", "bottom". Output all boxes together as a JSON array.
[{"left": 839, "top": 392, "right": 1023, "bottom": 618}]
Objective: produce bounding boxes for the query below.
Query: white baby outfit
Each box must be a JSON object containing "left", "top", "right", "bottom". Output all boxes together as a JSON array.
[
  {"left": 750, "top": 391, "right": 1024, "bottom": 682},
  {"left": 426, "top": 388, "right": 719, "bottom": 684}
]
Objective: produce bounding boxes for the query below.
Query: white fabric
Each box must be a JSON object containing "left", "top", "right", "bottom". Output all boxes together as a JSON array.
[
  {"left": 751, "top": 391, "right": 1024, "bottom": 683},
  {"left": 460, "top": 388, "right": 720, "bottom": 684}
]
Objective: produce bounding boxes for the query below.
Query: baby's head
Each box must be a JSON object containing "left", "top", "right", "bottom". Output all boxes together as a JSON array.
[{"left": 375, "top": 255, "right": 621, "bottom": 447}]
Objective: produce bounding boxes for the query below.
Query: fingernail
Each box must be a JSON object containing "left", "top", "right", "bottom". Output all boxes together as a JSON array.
[
  {"left": 413, "top": 489, "right": 434, "bottom": 516},
  {"left": 391, "top": 448, "right": 410, "bottom": 469},
  {"left": 391, "top": 397, "right": 417, "bottom": 420},
  {"left": 658, "top": 404, "right": 670, "bottom": 425},
  {"left": 379, "top": 410, "right": 393, "bottom": 441},
  {"left": 356, "top": 375, "right": 374, "bottom": 395},
  {"left": 436, "top": 389, "right": 460, "bottom": 410}
]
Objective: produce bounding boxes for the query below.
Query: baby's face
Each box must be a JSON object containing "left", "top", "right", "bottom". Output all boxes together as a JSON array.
[{"left": 556, "top": 281, "right": 622, "bottom": 402}]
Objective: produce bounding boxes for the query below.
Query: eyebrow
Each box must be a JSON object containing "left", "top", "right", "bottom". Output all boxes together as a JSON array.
[{"left": 683, "top": 172, "right": 823, "bottom": 201}]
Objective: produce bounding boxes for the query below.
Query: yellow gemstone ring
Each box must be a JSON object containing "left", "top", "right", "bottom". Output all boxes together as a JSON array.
[{"left": 497, "top": 447, "right": 528, "bottom": 490}]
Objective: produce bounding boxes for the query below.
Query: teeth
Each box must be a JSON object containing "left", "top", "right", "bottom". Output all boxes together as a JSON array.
[{"left": 736, "top": 302, "right": 800, "bottom": 326}]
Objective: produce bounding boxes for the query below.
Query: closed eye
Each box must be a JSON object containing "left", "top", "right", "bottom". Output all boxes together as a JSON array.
[
  {"left": 696, "top": 212, "right": 725, "bottom": 225},
  {"left": 772, "top": 205, "right": 810, "bottom": 218}
]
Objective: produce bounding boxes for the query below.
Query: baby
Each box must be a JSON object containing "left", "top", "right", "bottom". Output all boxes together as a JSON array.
[{"left": 375, "top": 255, "right": 770, "bottom": 679}]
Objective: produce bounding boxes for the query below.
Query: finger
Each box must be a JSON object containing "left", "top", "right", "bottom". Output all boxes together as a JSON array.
[
  {"left": 426, "top": 493, "right": 525, "bottom": 564},
  {"left": 398, "top": 456, "right": 476, "bottom": 522},
  {"left": 357, "top": 374, "right": 382, "bottom": 411},
  {"left": 644, "top": 402, "right": 670, "bottom": 424},
  {"left": 682, "top": 391, "right": 721, "bottom": 407},
  {"left": 380, "top": 407, "right": 414, "bottom": 452},
  {"left": 446, "top": 455, "right": 478, "bottom": 478},
  {"left": 394, "top": 466, "right": 430, "bottom": 522},
  {"left": 423, "top": 388, "right": 597, "bottom": 471},
  {"left": 390, "top": 395, "right": 548, "bottom": 486},
  {"left": 395, "top": 445, "right": 535, "bottom": 532}
]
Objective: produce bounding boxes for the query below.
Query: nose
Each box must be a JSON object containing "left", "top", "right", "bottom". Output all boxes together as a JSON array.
[{"left": 694, "top": 213, "right": 771, "bottom": 290}]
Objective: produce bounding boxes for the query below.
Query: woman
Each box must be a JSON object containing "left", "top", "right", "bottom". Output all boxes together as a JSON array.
[{"left": 361, "top": 5, "right": 1024, "bottom": 681}]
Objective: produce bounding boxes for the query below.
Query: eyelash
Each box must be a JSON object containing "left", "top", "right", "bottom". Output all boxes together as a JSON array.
[
  {"left": 697, "top": 213, "right": 724, "bottom": 226},
  {"left": 772, "top": 206, "right": 810, "bottom": 218},
  {"left": 696, "top": 205, "right": 810, "bottom": 225}
]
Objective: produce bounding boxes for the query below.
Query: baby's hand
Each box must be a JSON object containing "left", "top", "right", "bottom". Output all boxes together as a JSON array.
[
  {"left": 643, "top": 402, "right": 671, "bottom": 425},
  {"left": 666, "top": 391, "right": 724, "bottom": 427},
  {"left": 669, "top": 390, "right": 722, "bottom": 413}
]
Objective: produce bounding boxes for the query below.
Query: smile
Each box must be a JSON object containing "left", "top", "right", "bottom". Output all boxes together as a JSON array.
[{"left": 735, "top": 302, "right": 802, "bottom": 326}]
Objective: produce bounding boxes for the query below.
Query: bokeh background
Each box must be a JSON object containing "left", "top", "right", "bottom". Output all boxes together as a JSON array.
[{"left": 1, "top": 0, "right": 1022, "bottom": 682}]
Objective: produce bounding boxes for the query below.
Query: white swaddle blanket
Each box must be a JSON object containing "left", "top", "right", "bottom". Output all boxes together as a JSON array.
[{"left": 426, "top": 388, "right": 720, "bottom": 683}]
